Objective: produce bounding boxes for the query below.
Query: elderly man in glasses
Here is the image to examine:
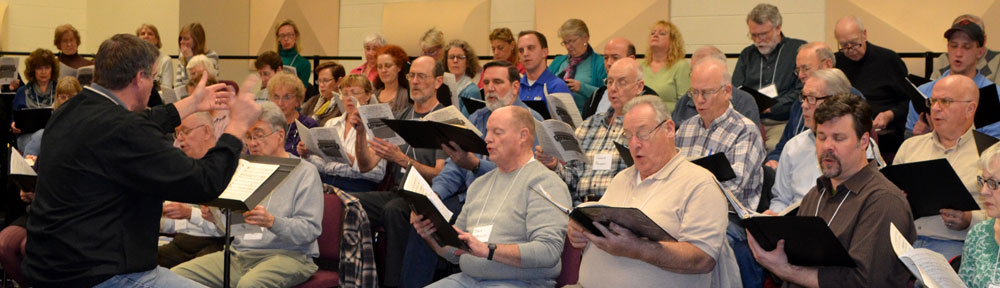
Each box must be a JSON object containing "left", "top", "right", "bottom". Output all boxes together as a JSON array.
[
  {"left": 675, "top": 57, "right": 766, "bottom": 288},
  {"left": 894, "top": 75, "right": 993, "bottom": 260},
  {"left": 569, "top": 95, "right": 738, "bottom": 287}
]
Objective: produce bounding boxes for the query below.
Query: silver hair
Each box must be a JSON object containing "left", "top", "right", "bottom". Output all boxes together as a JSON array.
[
  {"left": 693, "top": 58, "right": 732, "bottom": 86},
  {"left": 623, "top": 95, "right": 672, "bottom": 123},
  {"left": 798, "top": 42, "right": 837, "bottom": 67},
  {"left": 186, "top": 54, "right": 218, "bottom": 77},
  {"left": 364, "top": 34, "right": 387, "bottom": 46},
  {"left": 747, "top": 3, "right": 782, "bottom": 27},
  {"left": 980, "top": 143, "right": 1000, "bottom": 175},
  {"left": 809, "top": 68, "right": 852, "bottom": 95},
  {"left": 693, "top": 45, "right": 726, "bottom": 67},
  {"left": 258, "top": 102, "right": 287, "bottom": 133}
]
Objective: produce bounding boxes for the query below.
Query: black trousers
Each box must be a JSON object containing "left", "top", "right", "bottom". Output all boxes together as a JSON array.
[{"left": 350, "top": 191, "right": 412, "bottom": 287}]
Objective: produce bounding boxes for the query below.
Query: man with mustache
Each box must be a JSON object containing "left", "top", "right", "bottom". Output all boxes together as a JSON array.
[
  {"left": 895, "top": 75, "right": 991, "bottom": 260},
  {"left": 732, "top": 3, "right": 806, "bottom": 150},
  {"left": 536, "top": 58, "right": 644, "bottom": 204},
  {"left": 749, "top": 93, "right": 916, "bottom": 287}
]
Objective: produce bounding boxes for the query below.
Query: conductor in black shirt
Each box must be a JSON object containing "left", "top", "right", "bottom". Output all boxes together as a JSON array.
[{"left": 23, "top": 34, "right": 261, "bottom": 287}]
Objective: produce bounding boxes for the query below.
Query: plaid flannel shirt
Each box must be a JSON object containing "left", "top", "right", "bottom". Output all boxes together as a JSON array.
[
  {"left": 555, "top": 111, "right": 628, "bottom": 205},
  {"left": 325, "top": 185, "right": 378, "bottom": 287}
]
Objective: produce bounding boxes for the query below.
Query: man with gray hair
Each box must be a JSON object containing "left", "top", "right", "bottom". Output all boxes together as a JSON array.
[
  {"left": 582, "top": 37, "right": 658, "bottom": 119},
  {"left": 173, "top": 102, "right": 324, "bottom": 287},
  {"left": 571, "top": 95, "right": 738, "bottom": 287},
  {"left": 24, "top": 33, "right": 261, "bottom": 287},
  {"left": 733, "top": 3, "right": 806, "bottom": 148},
  {"left": 673, "top": 45, "right": 761, "bottom": 126},
  {"left": 931, "top": 14, "right": 1000, "bottom": 83},
  {"left": 834, "top": 15, "right": 910, "bottom": 154},
  {"left": 676, "top": 57, "right": 765, "bottom": 288}
]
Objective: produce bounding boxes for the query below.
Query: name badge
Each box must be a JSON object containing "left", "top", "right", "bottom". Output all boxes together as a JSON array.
[
  {"left": 758, "top": 84, "right": 778, "bottom": 98},
  {"left": 472, "top": 225, "right": 493, "bottom": 243},
  {"left": 243, "top": 233, "right": 263, "bottom": 241},
  {"left": 174, "top": 219, "right": 188, "bottom": 231},
  {"left": 989, "top": 283, "right": 1000, "bottom": 288},
  {"left": 593, "top": 153, "right": 613, "bottom": 171}
]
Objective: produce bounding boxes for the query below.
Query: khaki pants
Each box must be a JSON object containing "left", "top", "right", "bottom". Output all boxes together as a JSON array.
[
  {"left": 172, "top": 249, "right": 317, "bottom": 288},
  {"left": 762, "top": 118, "right": 787, "bottom": 152}
]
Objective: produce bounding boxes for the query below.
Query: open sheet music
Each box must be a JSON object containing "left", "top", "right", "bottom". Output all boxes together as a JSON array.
[
  {"left": 0, "top": 57, "right": 18, "bottom": 86},
  {"left": 423, "top": 106, "right": 482, "bottom": 137},
  {"left": 546, "top": 92, "right": 583, "bottom": 128},
  {"left": 403, "top": 166, "right": 452, "bottom": 220},
  {"left": 296, "top": 120, "right": 351, "bottom": 164},
  {"left": 217, "top": 159, "right": 280, "bottom": 202},
  {"left": 358, "top": 102, "right": 406, "bottom": 146},
  {"left": 719, "top": 178, "right": 799, "bottom": 219},
  {"left": 889, "top": 223, "right": 966, "bottom": 288},
  {"left": 535, "top": 119, "right": 586, "bottom": 164},
  {"left": 9, "top": 149, "right": 37, "bottom": 192}
]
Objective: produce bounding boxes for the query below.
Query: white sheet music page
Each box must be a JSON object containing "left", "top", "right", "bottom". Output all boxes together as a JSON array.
[
  {"left": 218, "top": 159, "right": 280, "bottom": 202},
  {"left": 403, "top": 166, "right": 453, "bottom": 220}
]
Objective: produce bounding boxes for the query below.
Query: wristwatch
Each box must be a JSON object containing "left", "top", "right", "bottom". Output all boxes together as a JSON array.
[{"left": 487, "top": 243, "right": 497, "bottom": 260}]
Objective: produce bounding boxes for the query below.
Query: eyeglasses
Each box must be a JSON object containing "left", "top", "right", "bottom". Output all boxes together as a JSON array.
[
  {"left": 747, "top": 27, "right": 775, "bottom": 40},
  {"left": 621, "top": 120, "right": 668, "bottom": 142},
  {"left": 838, "top": 41, "right": 863, "bottom": 52},
  {"left": 270, "top": 94, "right": 296, "bottom": 103},
  {"left": 689, "top": 85, "right": 727, "bottom": 100},
  {"left": 604, "top": 77, "right": 639, "bottom": 88},
  {"left": 793, "top": 65, "right": 815, "bottom": 77},
  {"left": 174, "top": 124, "right": 207, "bottom": 140},
  {"left": 560, "top": 37, "right": 581, "bottom": 47},
  {"left": 243, "top": 129, "right": 279, "bottom": 143},
  {"left": 422, "top": 46, "right": 442, "bottom": 56},
  {"left": 447, "top": 55, "right": 467, "bottom": 61},
  {"left": 405, "top": 72, "right": 432, "bottom": 81},
  {"left": 799, "top": 92, "right": 832, "bottom": 105},
  {"left": 317, "top": 78, "right": 335, "bottom": 84},
  {"left": 277, "top": 33, "right": 296, "bottom": 40},
  {"left": 979, "top": 175, "right": 1000, "bottom": 190},
  {"left": 926, "top": 97, "right": 973, "bottom": 109}
]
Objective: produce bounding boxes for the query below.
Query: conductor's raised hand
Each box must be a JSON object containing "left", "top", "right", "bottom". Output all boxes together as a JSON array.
[{"left": 224, "top": 76, "right": 263, "bottom": 138}]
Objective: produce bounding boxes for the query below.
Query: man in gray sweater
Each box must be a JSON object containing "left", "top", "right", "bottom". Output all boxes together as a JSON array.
[{"left": 412, "top": 105, "right": 572, "bottom": 287}]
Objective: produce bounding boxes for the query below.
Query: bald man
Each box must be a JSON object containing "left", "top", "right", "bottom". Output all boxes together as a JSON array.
[
  {"left": 895, "top": 75, "right": 993, "bottom": 260},
  {"left": 583, "top": 37, "right": 657, "bottom": 119},
  {"left": 412, "top": 106, "right": 571, "bottom": 287},
  {"left": 672, "top": 45, "right": 761, "bottom": 127},
  {"left": 834, "top": 16, "right": 910, "bottom": 154}
]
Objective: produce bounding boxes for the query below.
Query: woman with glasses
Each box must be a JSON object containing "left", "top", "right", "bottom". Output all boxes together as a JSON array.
[
  {"left": 959, "top": 144, "right": 1000, "bottom": 287},
  {"left": 267, "top": 72, "right": 317, "bottom": 156},
  {"left": 549, "top": 18, "right": 606, "bottom": 114},
  {"left": 642, "top": 20, "right": 690, "bottom": 113},
  {"left": 374, "top": 45, "right": 412, "bottom": 116},
  {"left": 442, "top": 39, "right": 482, "bottom": 115},
  {"left": 302, "top": 61, "right": 347, "bottom": 126},
  {"left": 53, "top": 24, "right": 94, "bottom": 79},
  {"left": 297, "top": 75, "right": 385, "bottom": 192},
  {"left": 275, "top": 19, "right": 312, "bottom": 88}
]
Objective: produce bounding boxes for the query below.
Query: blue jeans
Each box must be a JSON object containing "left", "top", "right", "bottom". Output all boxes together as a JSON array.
[
  {"left": 913, "top": 236, "right": 965, "bottom": 260},
  {"left": 94, "top": 266, "right": 208, "bottom": 288},
  {"left": 729, "top": 222, "right": 763, "bottom": 288}
]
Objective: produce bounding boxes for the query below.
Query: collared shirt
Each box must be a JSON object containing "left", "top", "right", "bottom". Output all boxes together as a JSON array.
[
  {"left": 794, "top": 162, "right": 916, "bottom": 288},
  {"left": 578, "top": 154, "right": 728, "bottom": 287},
  {"left": 732, "top": 34, "right": 806, "bottom": 120},
  {"left": 324, "top": 185, "right": 378, "bottom": 287},
  {"left": 770, "top": 129, "right": 886, "bottom": 213},
  {"left": 672, "top": 89, "right": 761, "bottom": 127},
  {"left": 893, "top": 127, "right": 985, "bottom": 241},
  {"left": 906, "top": 70, "right": 1000, "bottom": 138},
  {"left": 675, "top": 106, "right": 765, "bottom": 210},
  {"left": 519, "top": 68, "right": 571, "bottom": 108},
  {"left": 554, "top": 110, "right": 627, "bottom": 204}
]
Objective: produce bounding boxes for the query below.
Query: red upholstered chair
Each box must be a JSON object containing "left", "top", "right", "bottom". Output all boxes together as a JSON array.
[
  {"left": 296, "top": 193, "right": 344, "bottom": 288},
  {"left": 555, "top": 236, "right": 583, "bottom": 287}
]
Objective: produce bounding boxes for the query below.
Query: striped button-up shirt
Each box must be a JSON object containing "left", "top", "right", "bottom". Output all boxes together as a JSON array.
[
  {"left": 555, "top": 110, "right": 628, "bottom": 204},
  {"left": 675, "top": 106, "right": 765, "bottom": 210}
]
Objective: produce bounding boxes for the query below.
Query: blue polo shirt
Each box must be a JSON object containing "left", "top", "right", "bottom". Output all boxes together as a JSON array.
[{"left": 519, "top": 68, "right": 571, "bottom": 106}]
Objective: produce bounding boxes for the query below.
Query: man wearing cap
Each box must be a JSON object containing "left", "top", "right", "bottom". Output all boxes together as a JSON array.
[
  {"left": 931, "top": 15, "right": 1000, "bottom": 84},
  {"left": 907, "top": 19, "right": 1000, "bottom": 138}
]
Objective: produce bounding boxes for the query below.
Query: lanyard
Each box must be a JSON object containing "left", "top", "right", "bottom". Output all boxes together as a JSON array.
[
  {"left": 815, "top": 187, "right": 850, "bottom": 226},
  {"left": 474, "top": 160, "right": 531, "bottom": 228},
  {"left": 757, "top": 43, "right": 784, "bottom": 89}
]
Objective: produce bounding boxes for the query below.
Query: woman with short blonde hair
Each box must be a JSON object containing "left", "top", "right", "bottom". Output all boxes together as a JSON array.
[{"left": 267, "top": 72, "right": 317, "bottom": 156}]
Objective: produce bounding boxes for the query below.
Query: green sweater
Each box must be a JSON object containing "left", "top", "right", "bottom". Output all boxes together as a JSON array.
[{"left": 280, "top": 46, "right": 312, "bottom": 87}]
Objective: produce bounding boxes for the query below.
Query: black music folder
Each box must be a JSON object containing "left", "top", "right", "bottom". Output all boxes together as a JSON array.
[
  {"left": 880, "top": 159, "right": 981, "bottom": 218},
  {"left": 907, "top": 74, "right": 931, "bottom": 87},
  {"left": 397, "top": 189, "right": 470, "bottom": 251},
  {"left": 570, "top": 204, "right": 675, "bottom": 242},
  {"left": 201, "top": 155, "right": 300, "bottom": 211},
  {"left": 614, "top": 141, "right": 633, "bottom": 166},
  {"left": 382, "top": 119, "right": 488, "bottom": 155},
  {"left": 13, "top": 108, "right": 52, "bottom": 133},
  {"left": 9, "top": 149, "right": 36, "bottom": 192},
  {"left": 976, "top": 84, "right": 1000, "bottom": 128},
  {"left": 738, "top": 86, "right": 778, "bottom": 114},
  {"left": 904, "top": 77, "right": 930, "bottom": 115},
  {"left": 461, "top": 97, "right": 486, "bottom": 115},
  {"left": 524, "top": 100, "right": 551, "bottom": 120},
  {"left": 975, "top": 130, "right": 999, "bottom": 155},
  {"left": 691, "top": 153, "right": 737, "bottom": 182},
  {"left": 743, "top": 216, "right": 856, "bottom": 267}
]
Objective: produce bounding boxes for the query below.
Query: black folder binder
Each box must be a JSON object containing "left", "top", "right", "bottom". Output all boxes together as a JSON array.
[
  {"left": 397, "top": 189, "right": 470, "bottom": 251},
  {"left": 903, "top": 77, "right": 930, "bottom": 115},
  {"left": 743, "top": 216, "right": 856, "bottom": 267},
  {"left": 13, "top": 108, "right": 52, "bottom": 134},
  {"left": 461, "top": 97, "right": 486, "bottom": 115},
  {"left": 880, "top": 159, "right": 981, "bottom": 218},
  {"left": 382, "top": 119, "right": 488, "bottom": 155},
  {"left": 570, "top": 205, "right": 675, "bottom": 242},
  {"left": 201, "top": 155, "right": 300, "bottom": 211},
  {"left": 974, "top": 130, "right": 999, "bottom": 155},
  {"left": 691, "top": 153, "right": 737, "bottom": 182},
  {"left": 738, "top": 86, "right": 778, "bottom": 114},
  {"left": 614, "top": 141, "right": 632, "bottom": 166},
  {"left": 976, "top": 84, "right": 1000, "bottom": 128},
  {"left": 524, "top": 100, "right": 551, "bottom": 120},
  {"left": 907, "top": 74, "right": 931, "bottom": 87}
]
